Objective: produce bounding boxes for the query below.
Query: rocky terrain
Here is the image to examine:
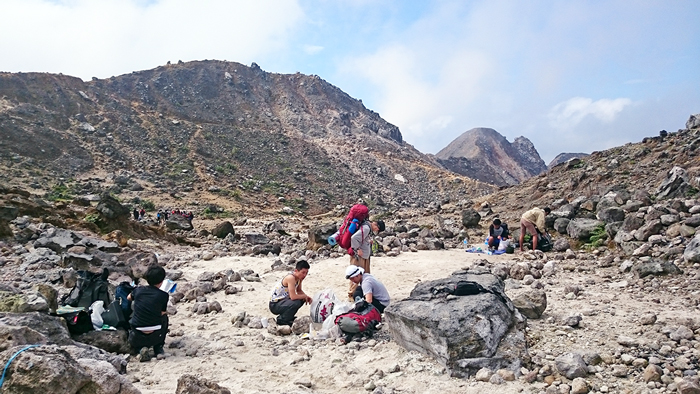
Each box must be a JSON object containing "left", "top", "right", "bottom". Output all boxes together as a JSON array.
[
  {"left": 1, "top": 60, "right": 699, "bottom": 394},
  {"left": 0, "top": 61, "right": 493, "bottom": 219},
  {"left": 434, "top": 127, "right": 548, "bottom": 187},
  {"left": 549, "top": 153, "right": 591, "bottom": 169}
]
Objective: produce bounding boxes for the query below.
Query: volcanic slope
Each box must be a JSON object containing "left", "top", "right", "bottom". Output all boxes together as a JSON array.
[{"left": 0, "top": 61, "right": 494, "bottom": 216}]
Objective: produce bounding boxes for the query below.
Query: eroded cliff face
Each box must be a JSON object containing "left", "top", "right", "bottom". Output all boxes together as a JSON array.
[{"left": 435, "top": 128, "right": 547, "bottom": 187}]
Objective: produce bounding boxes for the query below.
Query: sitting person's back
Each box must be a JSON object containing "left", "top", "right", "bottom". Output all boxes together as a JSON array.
[{"left": 128, "top": 265, "right": 169, "bottom": 361}]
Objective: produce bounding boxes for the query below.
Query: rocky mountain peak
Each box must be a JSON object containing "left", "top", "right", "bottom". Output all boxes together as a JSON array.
[{"left": 435, "top": 128, "right": 547, "bottom": 187}]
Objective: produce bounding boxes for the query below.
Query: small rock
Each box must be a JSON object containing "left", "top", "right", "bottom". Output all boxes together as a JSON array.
[
  {"left": 571, "top": 377, "right": 589, "bottom": 394},
  {"left": 643, "top": 364, "right": 662, "bottom": 383},
  {"left": 475, "top": 367, "right": 493, "bottom": 382},
  {"left": 611, "top": 365, "right": 628, "bottom": 377},
  {"left": 639, "top": 313, "right": 657, "bottom": 325}
]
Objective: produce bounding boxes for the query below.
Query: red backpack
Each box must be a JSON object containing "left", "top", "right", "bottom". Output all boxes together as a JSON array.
[
  {"left": 335, "top": 303, "right": 381, "bottom": 334},
  {"left": 336, "top": 204, "right": 369, "bottom": 254}
]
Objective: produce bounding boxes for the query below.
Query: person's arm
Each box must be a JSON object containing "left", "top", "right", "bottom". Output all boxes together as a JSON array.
[
  {"left": 489, "top": 225, "right": 495, "bottom": 237},
  {"left": 536, "top": 213, "right": 545, "bottom": 231},
  {"left": 296, "top": 280, "right": 312, "bottom": 303},
  {"left": 284, "top": 275, "right": 309, "bottom": 302}
]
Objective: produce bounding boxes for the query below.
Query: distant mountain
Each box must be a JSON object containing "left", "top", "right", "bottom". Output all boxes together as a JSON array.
[
  {"left": 548, "top": 153, "right": 590, "bottom": 168},
  {"left": 434, "top": 128, "right": 547, "bottom": 186},
  {"left": 0, "top": 61, "right": 495, "bottom": 216}
]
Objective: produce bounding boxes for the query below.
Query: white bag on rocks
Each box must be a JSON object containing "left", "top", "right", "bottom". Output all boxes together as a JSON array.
[
  {"left": 90, "top": 300, "right": 105, "bottom": 330},
  {"left": 310, "top": 288, "right": 339, "bottom": 323},
  {"left": 498, "top": 239, "right": 510, "bottom": 251}
]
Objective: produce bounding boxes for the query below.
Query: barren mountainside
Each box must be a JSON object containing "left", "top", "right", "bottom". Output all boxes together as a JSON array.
[
  {"left": 435, "top": 127, "right": 547, "bottom": 187},
  {"left": 0, "top": 61, "right": 494, "bottom": 216}
]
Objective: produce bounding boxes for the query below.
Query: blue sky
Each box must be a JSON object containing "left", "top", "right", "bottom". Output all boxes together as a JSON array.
[{"left": 1, "top": 0, "right": 699, "bottom": 163}]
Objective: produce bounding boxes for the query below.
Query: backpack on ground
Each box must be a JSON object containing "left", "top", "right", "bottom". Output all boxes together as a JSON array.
[
  {"left": 55, "top": 306, "right": 94, "bottom": 335},
  {"left": 334, "top": 300, "right": 381, "bottom": 336},
  {"left": 431, "top": 280, "right": 513, "bottom": 311},
  {"left": 114, "top": 281, "right": 135, "bottom": 321},
  {"left": 535, "top": 230, "right": 553, "bottom": 252},
  {"left": 331, "top": 204, "right": 370, "bottom": 255},
  {"left": 61, "top": 269, "right": 111, "bottom": 309}
]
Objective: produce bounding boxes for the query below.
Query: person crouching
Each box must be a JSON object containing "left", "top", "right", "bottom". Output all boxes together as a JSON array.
[{"left": 269, "top": 261, "right": 312, "bottom": 326}]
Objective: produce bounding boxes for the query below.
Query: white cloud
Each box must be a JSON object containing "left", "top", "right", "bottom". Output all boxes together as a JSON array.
[
  {"left": 548, "top": 97, "right": 633, "bottom": 130},
  {"left": 303, "top": 45, "right": 324, "bottom": 55},
  {"left": 0, "top": 0, "right": 304, "bottom": 80}
]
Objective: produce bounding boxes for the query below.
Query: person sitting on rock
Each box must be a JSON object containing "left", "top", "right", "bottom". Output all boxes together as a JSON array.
[
  {"left": 519, "top": 207, "right": 550, "bottom": 252},
  {"left": 487, "top": 218, "right": 509, "bottom": 250},
  {"left": 128, "top": 264, "right": 169, "bottom": 361},
  {"left": 348, "top": 220, "right": 385, "bottom": 299},
  {"left": 345, "top": 266, "right": 390, "bottom": 313},
  {"left": 269, "top": 260, "right": 312, "bottom": 326}
]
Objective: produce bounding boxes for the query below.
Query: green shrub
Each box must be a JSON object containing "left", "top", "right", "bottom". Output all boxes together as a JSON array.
[
  {"left": 585, "top": 225, "right": 608, "bottom": 249},
  {"left": 83, "top": 213, "right": 100, "bottom": 224},
  {"left": 141, "top": 200, "right": 155, "bottom": 211}
]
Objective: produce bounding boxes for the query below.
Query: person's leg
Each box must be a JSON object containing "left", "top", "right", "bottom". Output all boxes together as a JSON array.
[
  {"left": 153, "top": 315, "right": 168, "bottom": 357},
  {"left": 270, "top": 298, "right": 304, "bottom": 326},
  {"left": 519, "top": 219, "right": 527, "bottom": 251},
  {"left": 371, "top": 298, "right": 385, "bottom": 313},
  {"left": 532, "top": 231, "right": 538, "bottom": 251}
]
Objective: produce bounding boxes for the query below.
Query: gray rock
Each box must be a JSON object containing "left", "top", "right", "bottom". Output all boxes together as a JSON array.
[
  {"left": 597, "top": 207, "right": 625, "bottom": 224},
  {"left": 657, "top": 166, "right": 692, "bottom": 199},
  {"left": 555, "top": 352, "right": 588, "bottom": 379},
  {"left": 244, "top": 233, "right": 270, "bottom": 245},
  {"left": 566, "top": 219, "right": 604, "bottom": 241},
  {"left": 633, "top": 219, "right": 663, "bottom": 241},
  {"left": 385, "top": 271, "right": 526, "bottom": 378},
  {"left": 510, "top": 289, "right": 547, "bottom": 319},
  {"left": 632, "top": 260, "right": 682, "bottom": 278},
  {"left": 461, "top": 209, "right": 481, "bottom": 228},
  {"left": 176, "top": 374, "right": 231, "bottom": 394},
  {"left": 684, "top": 234, "right": 700, "bottom": 263},
  {"left": 553, "top": 218, "right": 571, "bottom": 234}
]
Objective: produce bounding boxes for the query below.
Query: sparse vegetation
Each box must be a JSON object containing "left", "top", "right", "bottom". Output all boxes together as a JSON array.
[
  {"left": 141, "top": 200, "right": 155, "bottom": 211},
  {"left": 584, "top": 225, "right": 608, "bottom": 249},
  {"left": 83, "top": 213, "right": 100, "bottom": 224},
  {"left": 46, "top": 182, "right": 76, "bottom": 202}
]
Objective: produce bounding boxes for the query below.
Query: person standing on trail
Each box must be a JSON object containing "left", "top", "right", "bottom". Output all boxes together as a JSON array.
[
  {"left": 519, "top": 207, "right": 550, "bottom": 252},
  {"left": 348, "top": 220, "right": 385, "bottom": 299}
]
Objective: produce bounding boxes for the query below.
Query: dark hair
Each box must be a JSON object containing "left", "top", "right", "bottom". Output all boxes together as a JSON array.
[
  {"left": 375, "top": 220, "right": 386, "bottom": 232},
  {"left": 493, "top": 218, "right": 501, "bottom": 226},
  {"left": 144, "top": 265, "right": 166, "bottom": 286},
  {"left": 295, "top": 260, "right": 310, "bottom": 271},
  {"left": 544, "top": 207, "right": 551, "bottom": 214}
]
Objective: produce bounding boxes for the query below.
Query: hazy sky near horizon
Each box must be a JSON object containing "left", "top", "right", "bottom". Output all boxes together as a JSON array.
[{"left": 2, "top": 0, "right": 699, "bottom": 163}]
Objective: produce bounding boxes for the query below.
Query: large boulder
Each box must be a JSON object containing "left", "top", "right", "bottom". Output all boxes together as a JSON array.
[
  {"left": 0, "top": 345, "right": 93, "bottom": 393},
  {"left": 95, "top": 193, "right": 130, "bottom": 220},
  {"left": 597, "top": 207, "right": 625, "bottom": 224},
  {"left": 307, "top": 223, "right": 337, "bottom": 250},
  {"left": 461, "top": 209, "right": 481, "bottom": 228},
  {"left": 566, "top": 219, "right": 604, "bottom": 241},
  {"left": 384, "top": 270, "right": 527, "bottom": 378},
  {"left": 687, "top": 113, "right": 700, "bottom": 129},
  {"left": 166, "top": 215, "right": 194, "bottom": 231},
  {"left": 657, "top": 166, "right": 691, "bottom": 199},
  {"left": 73, "top": 329, "right": 132, "bottom": 354},
  {"left": 212, "top": 221, "right": 235, "bottom": 239}
]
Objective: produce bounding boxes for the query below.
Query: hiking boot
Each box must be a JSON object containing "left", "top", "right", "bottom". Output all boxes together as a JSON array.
[
  {"left": 138, "top": 347, "right": 151, "bottom": 362},
  {"left": 154, "top": 345, "right": 165, "bottom": 360}
]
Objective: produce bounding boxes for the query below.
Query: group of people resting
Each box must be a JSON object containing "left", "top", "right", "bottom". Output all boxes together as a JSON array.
[
  {"left": 268, "top": 219, "right": 389, "bottom": 327},
  {"left": 485, "top": 206, "right": 551, "bottom": 252}
]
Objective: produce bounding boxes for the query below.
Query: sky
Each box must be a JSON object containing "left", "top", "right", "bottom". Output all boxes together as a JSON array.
[{"left": 1, "top": 0, "right": 699, "bottom": 164}]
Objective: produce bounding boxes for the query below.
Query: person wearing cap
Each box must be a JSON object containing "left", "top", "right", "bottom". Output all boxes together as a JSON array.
[
  {"left": 348, "top": 220, "right": 385, "bottom": 299},
  {"left": 269, "top": 260, "right": 312, "bottom": 326},
  {"left": 345, "top": 265, "right": 390, "bottom": 313},
  {"left": 519, "top": 207, "right": 551, "bottom": 252}
]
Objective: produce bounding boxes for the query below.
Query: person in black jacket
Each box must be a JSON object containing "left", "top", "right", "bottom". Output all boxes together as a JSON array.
[
  {"left": 487, "top": 218, "right": 509, "bottom": 250},
  {"left": 127, "top": 265, "right": 169, "bottom": 361}
]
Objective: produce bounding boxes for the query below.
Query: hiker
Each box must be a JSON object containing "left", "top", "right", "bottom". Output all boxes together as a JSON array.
[
  {"left": 487, "top": 218, "right": 509, "bottom": 250},
  {"left": 269, "top": 260, "right": 312, "bottom": 326},
  {"left": 345, "top": 265, "right": 390, "bottom": 313},
  {"left": 348, "top": 220, "right": 385, "bottom": 299},
  {"left": 519, "top": 207, "right": 550, "bottom": 252},
  {"left": 128, "top": 265, "right": 169, "bottom": 361},
  {"left": 139, "top": 208, "right": 145, "bottom": 220},
  {"left": 133, "top": 208, "right": 139, "bottom": 221}
]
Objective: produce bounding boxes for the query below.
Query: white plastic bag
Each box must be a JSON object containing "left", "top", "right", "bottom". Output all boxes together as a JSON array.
[
  {"left": 498, "top": 239, "right": 510, "bottom": 251},
  {"left": 90, "top": 300, "right": 105, "bottom": 330},
  {"left": 310, "top": 288, "right": 338, "bottom": 323}
]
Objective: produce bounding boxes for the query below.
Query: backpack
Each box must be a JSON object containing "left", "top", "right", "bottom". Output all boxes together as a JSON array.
[
  {"left": 55, "top": 306, "right": 94, "bottom": 335},
  {"left": 114, "top": 281, "right": 135, "bottom": 319},
  {"left": 61, "top": 269, "right": 111, "bottom": 309},
  {"left": 431, "top": 280, "right": 512, "bottom": 311},
  {"left": 335, "top": 301, "right": 381, "bottom": 335},
  {"left": 535, "top": 231, "right": 553, "bottom": 252},
  {"left": 336, "top": 204, "right": 370, "bottom": 254}
]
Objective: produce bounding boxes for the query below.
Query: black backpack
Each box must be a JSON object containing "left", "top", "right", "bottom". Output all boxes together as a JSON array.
[
  {"left": 61, "top": 269, "right": 111, "bottom": 308},
  {"left": 536, "top": 231, "right": 553, "bottom": 252}
]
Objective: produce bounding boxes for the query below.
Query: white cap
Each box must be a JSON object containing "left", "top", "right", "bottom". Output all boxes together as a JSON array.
[{"left": 345, "top": 265, "right": 364, "bottom": 279}]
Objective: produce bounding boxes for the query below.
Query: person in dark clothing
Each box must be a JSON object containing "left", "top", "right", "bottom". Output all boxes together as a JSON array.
[
  {"left": 487, "top": 218, "right": 510, "bottom": 250},
  {"left": 133, "top": 208, "right": 139, "bottom": 221},
  {"left": 269, "top": 261, "right": 312, "bottom": 326},
  {"left": 128, "top": 265, "right": 169, "bottom": 361}
]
